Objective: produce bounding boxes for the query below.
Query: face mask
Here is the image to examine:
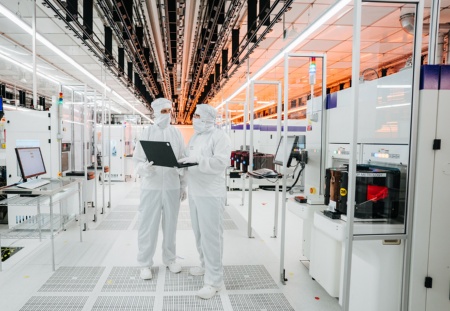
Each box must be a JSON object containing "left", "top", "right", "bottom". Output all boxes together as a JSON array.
[
  {"left": 155, "top": 113, "right": 170, "bottom": 128},
  {"left": 193, "top": 118, "right": 206, "bottom": 133}
]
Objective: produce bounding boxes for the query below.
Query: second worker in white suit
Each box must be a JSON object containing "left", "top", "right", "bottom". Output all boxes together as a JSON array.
[
  {"left": 133, "top": 98, "right": 187, "bottom": 280},
  {"left": 179, "top": 104, "right": 231, "bottom": 299}
]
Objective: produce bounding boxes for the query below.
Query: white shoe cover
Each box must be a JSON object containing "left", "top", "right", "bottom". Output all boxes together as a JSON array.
[
  {"left": 167, "top": 261, "right": 182, "bottom": 273},
  {"left": 189, "top": 266, "right": 205, "bottom": 276},
  {"left": 196, "top": 285, "right": 220, "bottom": 299},
  {"left": 140, "top": 267, "right": 153, "bottom": 280}
]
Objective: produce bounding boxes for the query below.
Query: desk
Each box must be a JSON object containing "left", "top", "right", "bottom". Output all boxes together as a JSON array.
[
  {"left": 0, "top": 178, "right": 83, "bottom": 271},
  {"left": 246, "top": 171, "right": 282, "bottom": 238}
]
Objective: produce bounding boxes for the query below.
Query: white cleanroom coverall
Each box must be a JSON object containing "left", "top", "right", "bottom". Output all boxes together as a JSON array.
[
  {"left": 182, "top": 104, "right": 231, "bottom": 288},
  {"left": 133, "top": 98, "right": 186, "bottom": 268}
]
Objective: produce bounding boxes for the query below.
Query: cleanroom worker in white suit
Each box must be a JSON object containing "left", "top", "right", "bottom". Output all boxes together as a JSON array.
[
  {"left": 179, "top": 104, "right": 231, "bottom": 299},
  {"left": 133, "top": 98, "right": 187, "bottom": 280}
]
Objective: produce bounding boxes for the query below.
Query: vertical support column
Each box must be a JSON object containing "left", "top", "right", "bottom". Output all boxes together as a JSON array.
[
  {"left": 428, "top": 0, "right": 441, "bottom": 64},
  {"left": 247, "top": 82, "right": 255, "bottom": 238},
  {"left": 32, "top": 0, "right": 37, "bottom": 110},
  {"left": 50, "top": 197, "right": 55, "bottom": 271},
  {"left": 342, "top": 1, "right": 362, "bottom": 309},
  {"left": 78, "top": 181, "right": 83, "bottom": 241},
  {"left": 108, "top": 99, "right": 111, "bottom": 208},
  {"left": 279, "top": 53, "right": 289, "bottom": 285},
  {"left": 93, "top": 91, "right": 98, "bottom": 222},
  {"left": 83, "top": 85, "right": 88, "bottom": 231}
]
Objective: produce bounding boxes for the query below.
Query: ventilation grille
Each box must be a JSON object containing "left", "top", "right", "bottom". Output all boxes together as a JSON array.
[
  {"left": 92, "top": 296, "right": 154, "bottom": 310},
  {"left": 162, "top": 295, "right": 224, "bottom": 311},
  {"left": 102, "top": 267, "right": 158, "bottom": 292},
  {"left": 38, "top": 267, "right": 105, "bottom": 292},
  {"left": 20, "top": 296, "right": 88, "bottom": 311},
  {"left": 229, "top": 293, "right": 295, "bottom": 311},
  {"left": 164, "top": 266, "right": 204, "bottom": 292},
  {"left": 106, "top": 212, "right": 137, "bottom": 220},
  {"left": 95, "top": 221, "right": 131, "bottom": 230},
  {"left": 224, "top": 265, "right": 278, "bottom": 290}
]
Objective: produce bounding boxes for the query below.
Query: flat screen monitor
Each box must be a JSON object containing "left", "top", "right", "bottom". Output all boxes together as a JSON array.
[
  {"left": 274, "top": 135, "right": 297, "bottom": 167},
  {"left": 15, "top": 147, "right": 47, "bottom": 181}
]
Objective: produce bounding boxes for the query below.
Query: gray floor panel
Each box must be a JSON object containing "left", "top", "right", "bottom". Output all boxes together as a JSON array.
[
  {"left": 19, "top": 296, "right": 88, "bottom": 311},
  {"left": 106, "top": 211, "right": 137, "bottom": 220},
  {"left": 223, "top": 219, "right": 238, "bottom": 230},
  {"left": 162, "top": 295, "right": 224, "bottom": 311},
  {"left": 114, "top": 205, "right": 139, "bottom": 212},
  {"left": 224, "top": 265, "right": 278, "bottom": 290},
  {"left": 228, "top": 293, "right": 295, "bottom": 311},
  {"left": 38, "top": 267, "right": 105, "bottom": 292},
  {"left": 95, "top": 221, "right": 132, "bottom": 230},
  {"left": 177, "top": 220, "right": 192, "bottom": 230},
  {"left": 164, "top": 266, "right": 204, "bottom": 292},
  {"left": 102, "top": 266, "right": 159, "bottom": 292},
  {"left": 92, "top": 296, "right": 154, "bottom": 310}
]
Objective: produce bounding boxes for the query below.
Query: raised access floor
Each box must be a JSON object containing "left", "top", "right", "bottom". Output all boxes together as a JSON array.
[{"left": 0, "top": 180, "right": 340, "bottom": 311}]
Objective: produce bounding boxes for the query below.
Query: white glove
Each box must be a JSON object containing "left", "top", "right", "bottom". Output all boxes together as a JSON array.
[
  {"left": 180, "top": 188, "right": 187, "bottom": 202},
  {"left": 179, "top": 156, "right": 198, "bottom": 164},
  {"left": 138, "top": 161, "right": 155, "bottom": 176},
  {"left": 176, "top": 168, "right": 186, "bottom": 176}
]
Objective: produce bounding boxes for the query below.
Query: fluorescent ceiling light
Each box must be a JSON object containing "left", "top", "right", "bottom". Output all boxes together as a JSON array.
[
  {"left": 377, "top": 85, "right": 412, "bottom": 89},
  {"left": 63, "top": 120, "right": 85, "bottom": 126},
  {"left": 376, "top": 103, "right": 411, "bottom": 109},
  {"left": 216, "top": 0, "right": 352, "bottom": 110},
  {"left": 0, "top": 52, "right": 60, "bottom": 84},
  {"left": 0, "top": 4, "right": 150, "bottom": 119},
  {"left": 3, "top": 103, "right": 30, "bottom": 111}
]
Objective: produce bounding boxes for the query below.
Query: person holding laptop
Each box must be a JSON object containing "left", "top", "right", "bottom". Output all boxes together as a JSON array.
[
  {"left": 179, "top": 104, "right": 231, "bottom": 299},
  {"left": 133, "top": 98, "right": 186, "bottom": 280}
]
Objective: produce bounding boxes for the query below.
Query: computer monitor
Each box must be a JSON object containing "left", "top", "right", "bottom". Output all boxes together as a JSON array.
[
  {"left": 273, "top": 135, "right": 297, "bottom": 167},
  {"left": 15, "top": 147, "right": 47, "bottom": 182}
]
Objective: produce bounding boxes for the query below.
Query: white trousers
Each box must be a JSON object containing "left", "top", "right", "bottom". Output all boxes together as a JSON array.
[
  {"left": 137, "top": 188, "right": 180, "bottom": 267},
  {"left": 189, "top": 195, "right": 225, "bottom": 288}
]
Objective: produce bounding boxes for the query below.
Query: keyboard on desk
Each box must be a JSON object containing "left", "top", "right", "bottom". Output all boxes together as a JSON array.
[
  {"left": 251, "top": 168, "right": 278, "bottom": 177},
  {"left": 16, "top": 179, "right": 50, "bottom": 189}
]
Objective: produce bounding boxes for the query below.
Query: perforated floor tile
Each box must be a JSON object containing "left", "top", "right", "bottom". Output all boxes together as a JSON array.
[
  {"left": 228, "top": 293, "right": 295, "bottom": 311},
  {"left": 102, "top": 267, "right": 158, "bottom": 292},
  {"left": 20, "top": 296, "right": 88, "bottom": 311},
  {"left": 162, "top": 295, "right": 224, "bottom": 311},
  {"left": 164, "top": 266, "right": 204, "bottom": 292},
  {"left": 178, "top": 210, "right": 191, "bottom": 220},
  {"left": 133, "top": 221, "right": 139, "bottom": 231},
  {"left": 224, "top": 265, "right": 278, "bottom": 290},
  {"left": 92, "top": 296, "right": 154, "bottom": 310},
  {"left": 38, "top": 267, "right": 105, "bottom": 292},
  {"left": 95, "top": 221, "right": 131, "bottom": 230},
  {"left": 106, "top": 212, "right": 137, "bottom": 220},
  {"left": 223, "top": 219, "right": 238, "bottom": 230},
  {"left": 177, "top": 220, "right": 192, "bottom": 230},
  {"left": 113, "top": 205, "right": 139, "bottom": 211}
]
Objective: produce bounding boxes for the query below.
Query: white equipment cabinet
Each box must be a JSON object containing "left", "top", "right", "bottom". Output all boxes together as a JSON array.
[
  {"left": 104, "top": 124, "right": 131, "bottom": 182},
  {"left": 310, "top": 212, "right": 404, "bottom": 310},
  {"left": 287, "top": 198, "right": 326, "bottom": 260}
]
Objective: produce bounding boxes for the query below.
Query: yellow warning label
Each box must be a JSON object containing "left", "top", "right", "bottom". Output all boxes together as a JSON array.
[{"left": 340, "top": 188, "right": 347, "bottom": 196}]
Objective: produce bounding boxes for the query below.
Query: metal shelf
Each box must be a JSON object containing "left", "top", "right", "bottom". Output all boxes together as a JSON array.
[
  {"left": 0, "top": 187, "right": 78, "bottom": 207},
  {"left": 0, "top": 214, "right": 73, "bottom": 239}
]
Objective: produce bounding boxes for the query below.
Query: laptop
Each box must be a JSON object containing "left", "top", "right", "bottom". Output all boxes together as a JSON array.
[{"left": 139, "top": 140, "right": 198, "bottom": 168}]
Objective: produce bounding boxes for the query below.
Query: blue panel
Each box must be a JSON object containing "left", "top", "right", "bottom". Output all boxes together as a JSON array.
[
  {"left": 326, "top": 92, "right": 338, "bottom": 109},
  {"left": 439, "top": 65, "right": 450, "bottom": 90},
  {"left": 420, "top": 65, "right": 440, "bottom": 90}
]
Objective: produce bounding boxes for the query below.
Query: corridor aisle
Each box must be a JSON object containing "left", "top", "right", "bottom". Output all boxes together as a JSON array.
[{"left": 0, "top": 181, "right": 340, "bottom": 310}]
